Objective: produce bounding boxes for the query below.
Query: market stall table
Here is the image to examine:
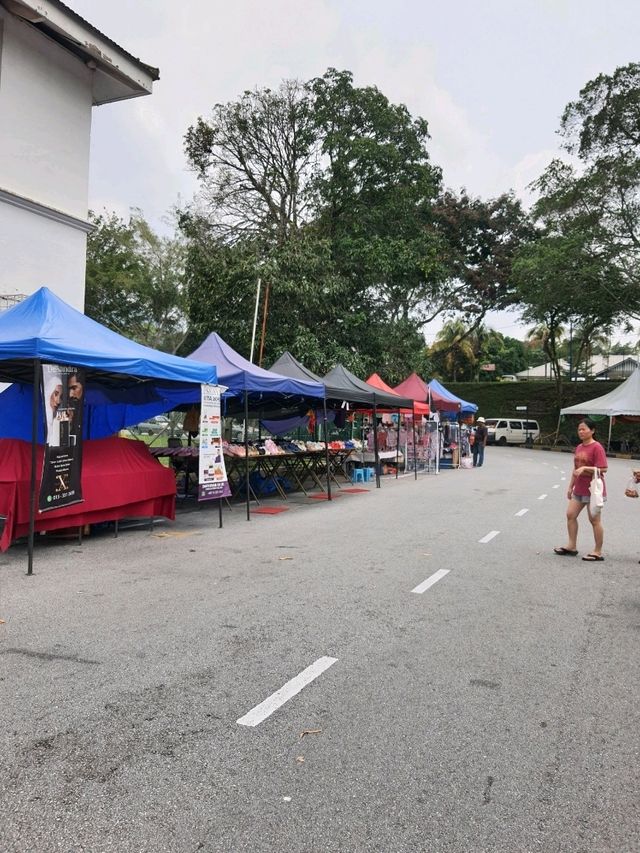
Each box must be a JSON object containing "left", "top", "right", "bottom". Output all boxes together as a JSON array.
[
  {"left": 149, "top": 447, "right": 354, "bottom": 501},
  {"left": 0, "top": 437, "right": 177, "bottom": 551}
]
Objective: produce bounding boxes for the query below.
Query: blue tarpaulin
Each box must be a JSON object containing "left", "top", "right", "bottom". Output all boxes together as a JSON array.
[{"left": 0, "top": 287, "right": 217, "bottom": 440}]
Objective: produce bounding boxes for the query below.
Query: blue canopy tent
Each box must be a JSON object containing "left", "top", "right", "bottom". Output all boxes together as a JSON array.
[
  {"left": 188, "top": 334, "right": 324, "bottom": 409},
  {"left": 428, "top": 379, "right": 478, "bottom": 418},
  {"left": 188, "top": 334, "right": 326, "bottom": 516},
  {"left": 0, "top": 288, "right": 218, "bottom": 441},
  {"left": 0, "top": 288, "right": 218, "bottom": 572}
]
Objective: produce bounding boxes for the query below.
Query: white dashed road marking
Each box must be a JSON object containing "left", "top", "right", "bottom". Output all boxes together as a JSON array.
[
  {"left": 515, "top": 508, "right": 529, "bottom": 517},
  {"left": 538, "top": 494, "right": 548, "bottom": 500},
  {"left": 479, "top": 530, "right": 500, "bottom": 544},
  {"left": 411, "top": 569, "right": 450, "bottom": 594},
  {"left": 237, "top": 656, "right": 338, "bottom": 727},
  {"left": 552, "top": 485, "right": 559, "bottom": 489}
]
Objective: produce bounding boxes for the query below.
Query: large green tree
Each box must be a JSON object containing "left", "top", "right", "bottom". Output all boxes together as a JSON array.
[
  {"left": 309, "top": 68, "right": 446, "bottom": 326},
  {"left": 182, "top": 69, "right": 453, "bottom": 375},
  {"left": 530, "top": 63, "right": 640, "bottom": 321},
  {"left": 430, "top": 190, "right": 534, "bottom": 333},
  {"left": 86, "top": 211, "right": 187, "bottom": 352},
  {"left": 513, "top": 230, "right": 625, "bottom": 397},
  {"left": 182, "top": 69, "right": 538, "bottom": 377},
  {"left": 515, "top": 63, "right": 640, "bottom": 399},
  {"left": 184, "top": 80, "right": 316, "bottom": 247}
]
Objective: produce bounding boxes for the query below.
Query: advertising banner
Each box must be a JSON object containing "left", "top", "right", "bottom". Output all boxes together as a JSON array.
[
  {"left": 198, "top": 384, "right": 231, "bottom": 501},
  {"left": 39, "top": 364, "right": 85, "bottom": 512}
]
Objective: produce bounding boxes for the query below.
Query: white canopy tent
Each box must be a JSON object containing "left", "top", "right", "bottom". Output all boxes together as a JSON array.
[{"left": 560, "top": 368, "right": 640, "bottom": 448}]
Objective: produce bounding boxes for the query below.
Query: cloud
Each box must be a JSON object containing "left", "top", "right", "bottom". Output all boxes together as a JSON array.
[{"left": 75, "top": 0, "right": 638, "bottom": 233}]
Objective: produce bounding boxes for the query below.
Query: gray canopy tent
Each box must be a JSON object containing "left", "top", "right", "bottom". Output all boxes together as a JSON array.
[
  {"left": 270, "top": 353, "right": 413, "bottom": 489},
  {"left": 559, "top": 368, "right": 640, "bottom": 450}
]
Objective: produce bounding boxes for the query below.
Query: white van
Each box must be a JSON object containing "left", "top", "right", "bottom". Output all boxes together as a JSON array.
[{"left": 484, "top": 418, "right": 540, "bottom": 445}]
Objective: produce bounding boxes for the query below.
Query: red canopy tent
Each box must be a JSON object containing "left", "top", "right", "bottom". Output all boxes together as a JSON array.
[
  {"left": 394, "top": 372, "right": 460, "bottom": 413},
  {"left": 367, "top": 373, "right": 431, "bottom": 480},
  {"left": 366, "top": 373, "right": 429, "bottom": 415}
]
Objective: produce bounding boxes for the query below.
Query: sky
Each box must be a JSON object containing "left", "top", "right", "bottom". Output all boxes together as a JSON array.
[{"left": 72, "top": 0, "right": 640, "bottom": 344}]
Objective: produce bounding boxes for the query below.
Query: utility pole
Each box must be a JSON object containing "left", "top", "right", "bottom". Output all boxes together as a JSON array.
[{"left": 568, "top": 318, "right": 573, "bottom": 382}]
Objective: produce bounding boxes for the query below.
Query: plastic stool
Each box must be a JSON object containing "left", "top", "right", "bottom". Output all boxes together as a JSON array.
[
  {"left": 363, "top": 467, "right": 374, "bottom": 482},
  {"left": 352, "top": 468, "right": 365, "bottom": 484}
]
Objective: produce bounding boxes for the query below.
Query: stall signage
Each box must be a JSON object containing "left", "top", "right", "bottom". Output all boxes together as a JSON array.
[
  {"left": 39, "top": 364, "right": 85, "bottom": 512},
  {"left": 480, "top": 363, "right": 496, "bottom": 372},
  {"left": 198, "top": 384, "right": 231, "bottom": 501}
]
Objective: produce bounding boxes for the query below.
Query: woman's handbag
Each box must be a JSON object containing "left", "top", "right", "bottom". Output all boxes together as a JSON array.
[{"left": 589, "top": 468, "right": 605, "bottom": 513}]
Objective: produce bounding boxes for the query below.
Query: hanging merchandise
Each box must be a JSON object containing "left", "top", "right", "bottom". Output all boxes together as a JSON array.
[
  {"left": 403, "top": 418, "right": 439, "bottom": 475},
  {"left": 307, "top": 409, "right": 317, "bottom": 435},
  {"left": 198, "top": 384, "right": 231, "bottom": 501},
  {"left": 183, "top": 406, "right": 200, "bottom": 435}
]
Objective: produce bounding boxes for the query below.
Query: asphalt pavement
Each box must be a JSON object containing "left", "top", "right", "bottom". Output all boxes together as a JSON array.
[{"left": 1, "top": 448, "right": 639, "bottom": 852}]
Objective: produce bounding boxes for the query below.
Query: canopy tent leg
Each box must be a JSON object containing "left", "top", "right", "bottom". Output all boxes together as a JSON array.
[
  {"left": 608, "top": 415, "right": 613, "bottom": 452},
  {"left": 395, "top": 410, "right": 400, "bottom": 479},
  {"left": 322, "top": 398, "right": 332, "bottom": 501},
  {"left": 244, "top": 390, "right": 251, "bottom": 521},
  {"left": 373, "top": 403, "right": 380, "bottom": 488},
  {"left": 412, "top": 415, "right": 418, "bottom": 480},
  {"left": 27, "top": 358, "right": 40, "bottom": 576}
]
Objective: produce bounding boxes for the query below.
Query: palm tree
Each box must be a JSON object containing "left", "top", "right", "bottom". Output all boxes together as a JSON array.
[
  {"left": 526, "top": 323, "right": 565, "bottom": 376},
  {"left": 430, "top": 319, "right": 477, "bottom": 381},
  {"left": 573, "top": 323, "right": 611, "bottom": 376}
]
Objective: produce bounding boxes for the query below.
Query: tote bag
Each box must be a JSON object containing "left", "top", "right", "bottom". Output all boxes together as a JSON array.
[{"left": 589, "top": 468, "right": 604, "bottom": 513}]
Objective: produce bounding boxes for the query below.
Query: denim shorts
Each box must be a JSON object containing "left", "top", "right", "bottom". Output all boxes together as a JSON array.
[{"left": 572, "top": 494, "right": 606, "bottom": 508}]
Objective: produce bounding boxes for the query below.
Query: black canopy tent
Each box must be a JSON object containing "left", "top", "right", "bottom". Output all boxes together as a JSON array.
[
  {"left": 270, "top": 354, "right": 414, "bottom": 489},
  {"left": 322, "top": 364, "right": 413, "bottom": 488},
  {"left": 269, "top": 352, "right": 337, "bottom": 499}
]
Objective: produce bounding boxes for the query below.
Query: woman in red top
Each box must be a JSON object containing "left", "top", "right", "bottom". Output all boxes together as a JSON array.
[{"left": 554, "top": 418, "right": 608, "bottom": 561}]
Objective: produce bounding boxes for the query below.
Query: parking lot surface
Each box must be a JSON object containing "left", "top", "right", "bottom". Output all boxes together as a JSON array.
[{"left": 1, "top": 450, "right": 639, "bottom": 852}]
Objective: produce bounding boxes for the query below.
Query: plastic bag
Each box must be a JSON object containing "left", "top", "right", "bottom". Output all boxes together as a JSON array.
[
  {"left": 625, "top": 470, "right": 640, "bottom": 498},
  {"left": 589, "top": 468, "right": 604, "bottom": 513}
]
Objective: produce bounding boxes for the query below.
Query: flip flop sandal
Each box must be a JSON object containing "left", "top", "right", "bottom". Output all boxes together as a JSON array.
[
  {"left": 582, "top": 554, "right": 605, "bottom": 562},
  {"left": 553, "top": 547, "right": 578, "bottom": 556}
]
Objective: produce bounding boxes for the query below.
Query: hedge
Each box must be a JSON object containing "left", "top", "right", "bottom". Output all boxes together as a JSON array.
[{"left": 447, "top": 380, "right": 640, "bottom": 449}]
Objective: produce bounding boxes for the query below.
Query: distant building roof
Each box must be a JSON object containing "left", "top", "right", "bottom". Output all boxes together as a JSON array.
[
  {"left": 593, "top": 355, "right": 639, "bottom": 378},
  {"left": 1, "top": 0, "right": 159, "bottom": 103},
  {"left": 517, "top": 354, "right": 638, "bottom": 380}
]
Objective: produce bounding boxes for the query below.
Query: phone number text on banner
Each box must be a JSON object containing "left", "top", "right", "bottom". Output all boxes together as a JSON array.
[{"left": 198, "top": 384, "right": 231, "bottom": 500}]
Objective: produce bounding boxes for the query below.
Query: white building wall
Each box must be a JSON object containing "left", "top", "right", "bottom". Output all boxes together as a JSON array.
[
  {"left": 0, "top": 8, "right": 92, "bottom": 308},
  {"left": 0, "top": 10, "right": 92, "bottom": 217},
  {"left": 0, "top": 203, "right": 88, "bottom": 310}
]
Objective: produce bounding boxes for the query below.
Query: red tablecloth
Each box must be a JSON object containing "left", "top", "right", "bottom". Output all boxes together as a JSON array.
[{"left": 0, "top": 437, "right": 176, "bottom": 551}]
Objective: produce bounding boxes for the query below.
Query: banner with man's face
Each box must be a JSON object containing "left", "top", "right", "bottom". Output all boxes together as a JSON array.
[{"left": 39, "top": 364, "right": 85, "bottom": 512}]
